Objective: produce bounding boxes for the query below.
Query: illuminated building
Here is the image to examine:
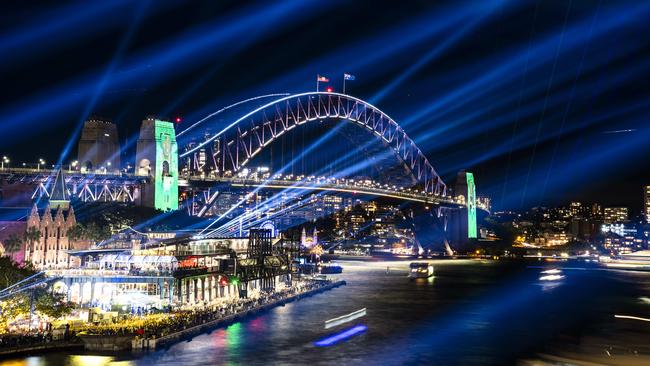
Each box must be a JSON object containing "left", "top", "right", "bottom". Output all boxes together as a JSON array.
[
  {"left": 77, "top": 118, "right": 121, "bottom": 173},
  {"left": 590, "top": 203, "right": 603, "bottom": 220},
  {"left": 603, "top": 207, "right": 628, "bottom": 224},
  {"left": 477, "top": 195, "right": 491, "bottom": 213},
  {"left": 600, "top": 223, "right": 646, "bottom": 254},
  {"left": 534, "top": 232, "right": 571, "bottom": 247},
  {"left": 569, "top": 201, "right": 588, "bottom": 218},
  {"left": 301, "top": 227, "right": 318, "bottom": 247},
  {"left": 602, "top": 223, "right": 637, "bottom": 237},
  {"left": 52, "top": 231, "right": 292, "bottom": 309},
  {"left": 23, "top": 204, "right": 89, "bottom": 269}
]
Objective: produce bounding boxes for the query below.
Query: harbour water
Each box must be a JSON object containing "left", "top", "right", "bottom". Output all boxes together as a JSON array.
[{"left": 3, "top": 259, "right": 649, "bottom": 365}]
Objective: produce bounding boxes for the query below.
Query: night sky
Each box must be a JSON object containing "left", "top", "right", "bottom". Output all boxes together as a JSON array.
[{"left": 1, "top": 0, "right": 649, "bottom": 212}]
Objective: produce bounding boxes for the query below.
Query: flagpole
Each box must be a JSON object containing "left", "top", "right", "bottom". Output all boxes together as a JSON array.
[
  {"left": 316, "top": 77, "right": 319, "bottom": 92},
  {"left": 343, "top": 76, "right": 346, "bottom": 94}
]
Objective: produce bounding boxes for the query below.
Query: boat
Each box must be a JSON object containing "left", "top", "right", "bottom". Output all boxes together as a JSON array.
[
  {"left": 599, "top": 250, "right": 650, "bottom": 271},
  {"left": 320, "top": 263, "right": 343, "bottom": 274},
  {"left": 408, "top": 262, "right": 434, "bottom": 279}
]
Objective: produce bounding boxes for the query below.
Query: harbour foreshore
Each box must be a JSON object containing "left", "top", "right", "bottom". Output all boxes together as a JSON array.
[
  {"left": 0, "top": 340, "right": 82, "bottom": 358},
  {"left": 79, "top": 279, "right": 346, "bottom": 351}
]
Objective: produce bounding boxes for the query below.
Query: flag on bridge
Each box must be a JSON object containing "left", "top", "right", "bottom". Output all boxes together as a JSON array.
[
  {"left": 343, "top": 73, "right": 356, "bottom": 94},
  {"left": 316, "top": 75, "right": 329, "bottom": 92}
]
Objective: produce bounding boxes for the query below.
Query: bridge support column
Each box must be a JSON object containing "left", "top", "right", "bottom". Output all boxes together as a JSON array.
[{"left": 135, "top": 118, "right": 179, "bottom": 211}]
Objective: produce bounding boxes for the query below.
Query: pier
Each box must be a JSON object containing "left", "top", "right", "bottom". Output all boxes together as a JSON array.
[{"left": 78, "top": 280, "right": 346, "bottom": 352}]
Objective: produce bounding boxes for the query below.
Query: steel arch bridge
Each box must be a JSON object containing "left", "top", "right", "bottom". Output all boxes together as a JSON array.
[{"left": 181, "top": 92, "right": 447, "bottom": 197}]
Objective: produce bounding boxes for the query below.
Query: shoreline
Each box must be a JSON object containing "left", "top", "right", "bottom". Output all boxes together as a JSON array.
[
  {"left": 0, "top": 341, "right": 83, "bottom": 358},
  {"left": 0, "top": 279, "right": 347, "bottom": 358},
  {"left": 139, "top": 279, "right": 346, "bottom": 350}
]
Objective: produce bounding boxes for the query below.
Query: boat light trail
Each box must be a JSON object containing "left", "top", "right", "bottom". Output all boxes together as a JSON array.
[
  {"left": 614, "top": 315, "right": 650, "bottom": 323},
  {"left": 314, "top": 324, "right": 368, "bottom": 347},
  {"left": 324, "top": 308, "right": 367, "bottom": 329}
]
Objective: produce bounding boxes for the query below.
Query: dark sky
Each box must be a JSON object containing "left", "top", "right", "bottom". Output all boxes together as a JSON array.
[{"left": 1, "top": 0, "right": 649, "bottom": 212}]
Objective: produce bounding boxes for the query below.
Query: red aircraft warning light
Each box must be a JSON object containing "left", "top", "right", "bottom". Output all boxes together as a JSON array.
[
  {"left": 175, "top": 117, "right": 182, "bottom": 123},
  {"left": 325, "top": 86, "right": 334, "bottom": 93}
]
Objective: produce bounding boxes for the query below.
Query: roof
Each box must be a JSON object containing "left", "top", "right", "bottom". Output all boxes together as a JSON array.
[
  {"left": 49, "top": 169, "right": 70, "bottom": 209},
  {"left": 99, "top": 254, "right": 178, "bottom": 265}
]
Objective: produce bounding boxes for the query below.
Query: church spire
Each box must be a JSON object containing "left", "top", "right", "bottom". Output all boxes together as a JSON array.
[{"left": 49, "top": 168, "right": 70, "bottom": 210}]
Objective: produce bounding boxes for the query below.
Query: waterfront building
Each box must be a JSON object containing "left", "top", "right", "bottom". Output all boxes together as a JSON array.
[{"left": 49, "top": 231, "right": 294, "bottom": 311}]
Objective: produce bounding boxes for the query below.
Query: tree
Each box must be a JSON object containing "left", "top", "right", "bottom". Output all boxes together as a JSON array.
[
  {"left": 23, "top": 227, "right": 41, "bottom": 254},
  {"left": 34, "top": 290, "right": 74, "bottom": 319},
  {"left": 0, "top": 258, "right": 73, "bottom": 333},
  {"left": 3, "top": 234, "right": 22, "bottom": 256},
  {"left": 0, "top": 256, "right": 35, "bottom": 290},
  {"left": 67, "top": 223, "right": 84, "bottom": 241}
]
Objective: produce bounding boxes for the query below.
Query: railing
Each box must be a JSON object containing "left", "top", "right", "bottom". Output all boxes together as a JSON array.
[
  {"left": 188, "top": 176, "right": 459, "bottom": 205},
  {"left": 0, "top": 167, "right": 139, "bottom": 177}
]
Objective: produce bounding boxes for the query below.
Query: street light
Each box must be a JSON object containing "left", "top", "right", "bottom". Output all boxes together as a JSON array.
[
  {"left": 70, "top": 160, "right": 78, "bottom": 171},
  {"left": 37, "top": 159, "right": 45, "bottom": 171},
  {"left": 1, "top": 156, "right": 9, "bottom": 170}
]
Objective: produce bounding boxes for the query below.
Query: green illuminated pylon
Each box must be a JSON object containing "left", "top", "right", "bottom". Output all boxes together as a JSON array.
[
  {"left": 135, "top": 118, "right": 179, "bottom": 211},
  {"left": 466, "top": 172, "right": 477, "bottom": 239}
]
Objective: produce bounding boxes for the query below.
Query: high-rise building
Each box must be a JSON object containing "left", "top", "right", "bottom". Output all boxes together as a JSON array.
[
  {"left": 77, "top": 118, "right": 121, "bottom": 173},
  {"left": 644, "top": 185, "right": 650, "bottom": 223},
  {"left": 569, "top": 201, "right": 584, "bottom": 217},
  {"left": 590, "top": 203, "right": 603, "bottom": 220},
  {"left": 603, "top": 206, "right": 628, "bottom": 224}
]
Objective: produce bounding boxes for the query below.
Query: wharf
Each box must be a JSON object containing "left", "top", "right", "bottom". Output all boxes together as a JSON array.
[
  {"left": 0, "top": 341, "right": 82, "bottom": 358},
  {"left": 140, "top": 280, "right": 346, "bottom": 350}
]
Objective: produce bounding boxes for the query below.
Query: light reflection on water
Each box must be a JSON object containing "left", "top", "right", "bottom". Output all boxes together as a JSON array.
[{"left": 2, "top": 259, "right": 649, "bottom": 365}]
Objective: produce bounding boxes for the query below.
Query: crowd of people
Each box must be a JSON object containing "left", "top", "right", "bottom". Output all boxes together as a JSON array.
[
  {"left": 81, "top": 279, "right": 330, "bottom": 340},
  {"left": 0, "top": 326, "right": 74, "bottom": 351},
  {"left": 0, "top": 279, "right": 333, "bottom": 351}
]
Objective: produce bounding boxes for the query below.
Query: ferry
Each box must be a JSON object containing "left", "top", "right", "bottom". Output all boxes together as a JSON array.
[
  {"left": 320, "top": 263, "right": 343, "bottom": 274},
  {"left": 408, "top": 262, "right": 434, "bottom": 279},
  {"left": 599, "top": 250, "right": 650, "bottom": 271}
]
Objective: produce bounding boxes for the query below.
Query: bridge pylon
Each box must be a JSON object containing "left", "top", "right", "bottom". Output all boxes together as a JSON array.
[{"left": 135, "top": 117, "right": 179, "bottom": 211}]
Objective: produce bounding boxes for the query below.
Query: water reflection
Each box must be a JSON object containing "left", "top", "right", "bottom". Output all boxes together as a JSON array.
[{"left": 2, "top": 260, "right": 649, "bottom": 365}]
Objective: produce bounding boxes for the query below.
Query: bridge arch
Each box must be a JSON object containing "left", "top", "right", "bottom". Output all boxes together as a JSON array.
[{"left": 181, "top": 92, "right": 447, "bottom": 196}]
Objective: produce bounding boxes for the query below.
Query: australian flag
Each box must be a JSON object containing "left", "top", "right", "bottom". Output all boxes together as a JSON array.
[{"left": 344, "top": 73, "right": 356, "bottom": 81}]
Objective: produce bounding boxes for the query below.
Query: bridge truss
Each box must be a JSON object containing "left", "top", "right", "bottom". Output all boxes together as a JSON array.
[
  {"left": 181, "top": 92, "right": 447, "bottom": 197},
  {"left": 0, "top": 169, "right": 146, "bottom": 204}
]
